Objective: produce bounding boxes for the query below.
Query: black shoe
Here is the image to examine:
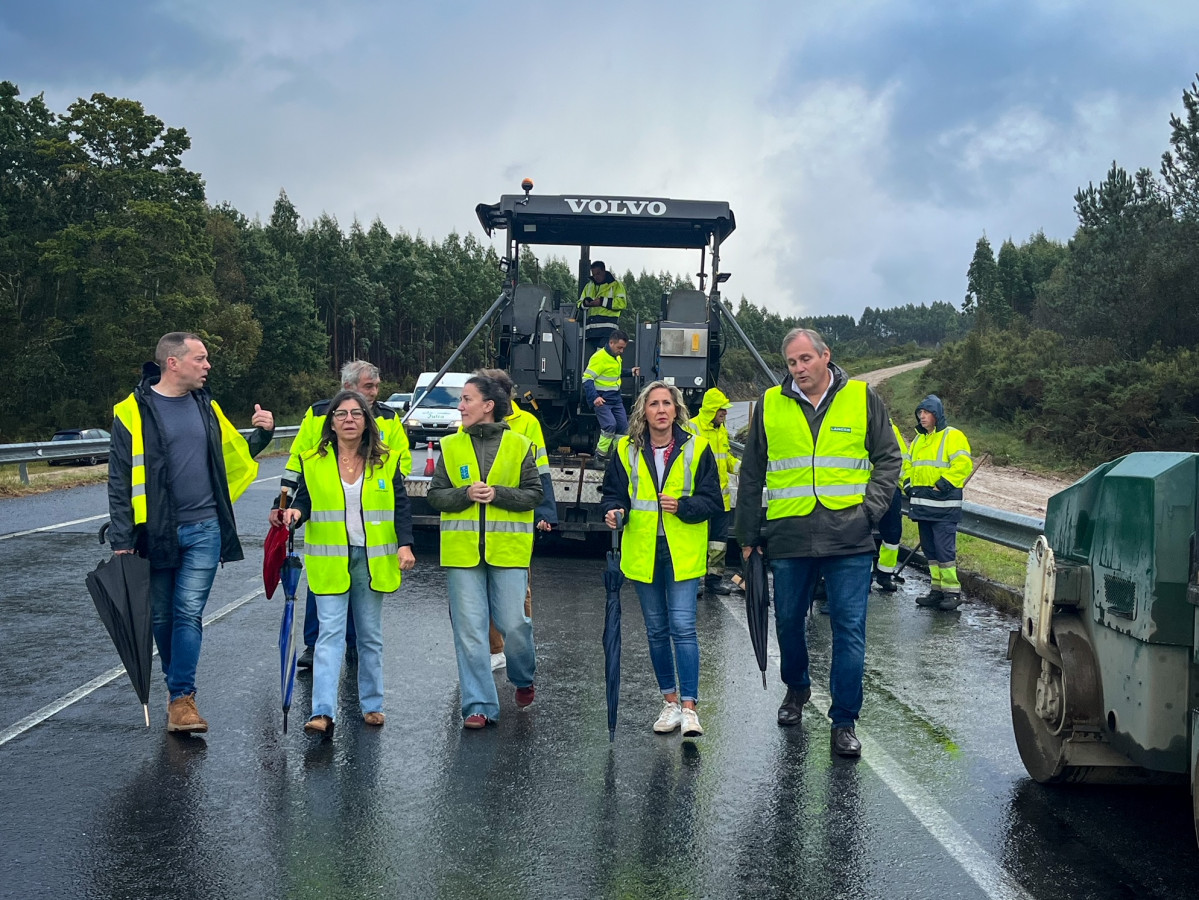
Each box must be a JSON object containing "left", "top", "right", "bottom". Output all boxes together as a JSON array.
[
  {"left": 777, "top": 686, "right": 811, "bottom": 727},
  {"left": 938, "top": 592, "right": 963, "bottom": 611},
  {"left": 705, "top": 575, "right": 732, "bottom": 596},
  {"left": 345, "top": 645, "right": 358, "bottom": 666},
  {"left": 916, "top": 589, "right": 945, "bottom": 608},
  {"left": 875, "top": 573, "right": 897, "bottom": 592},
  {"left": 831, "top": 726, "right": 861, "bottom": 757},
  {"left": 297, "top": 646, "right": 314, "bottom": 670}
]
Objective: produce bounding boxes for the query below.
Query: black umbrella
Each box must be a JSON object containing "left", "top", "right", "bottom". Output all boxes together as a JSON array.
[
  {"left": 602, "top": 512, "right": 625, "bottom": 741},
  {"left": 744, "top": 548, "right": 770, "bottom": 689},
  {"left": 86, "top": 553, "right": 154, "bottom": 726}
]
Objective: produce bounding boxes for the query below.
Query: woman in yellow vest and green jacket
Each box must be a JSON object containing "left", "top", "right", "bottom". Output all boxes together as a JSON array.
[
  {"left": 427, "top": 372, "right": 543, "bottom": 730},
  {"left": 600, "top": 381, "right": 724, "bottom": 738},
  {"left": 281, "top": 390, "right": 416, "bottom": 736}
]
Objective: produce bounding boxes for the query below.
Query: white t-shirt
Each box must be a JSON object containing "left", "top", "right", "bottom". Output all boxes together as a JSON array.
[{"left": 342, "top": 475, "right": 366, "bottom": 546}]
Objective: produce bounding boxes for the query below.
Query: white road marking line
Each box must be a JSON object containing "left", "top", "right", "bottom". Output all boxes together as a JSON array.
[
  {"left": 717, "top": 594, "right": 1033, "bottom": 900},
  {"left": 0, "top": 475, "right": 278, "bottom": 541},
  {"left": 0, "top": 587, "right": 265, "bottom": 748},
  {"left": 0, "top": 514, "right": 108, "bottom": 542}
]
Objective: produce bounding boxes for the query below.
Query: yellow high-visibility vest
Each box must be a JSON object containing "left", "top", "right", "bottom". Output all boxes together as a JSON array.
[
  {"left": 300, "top": 448, "right": 403, "bottom": 594},
  {"left": 583, "top": 347, "right": 623, "bottom": 392},
  {"left": 113, "top": 394, "right": 257, "bottom": 525},
  {"left": 616, "top": 433, "right": 709, "bottom": 582},
  {"left": 762, "top": 381, "right": 870, "bottom": 520},
  {"left": 505, "top": 406, "right": 550, "bottom": 476},
  {"left": 439, "top": 429, "right": 535, "bottom": 568}
]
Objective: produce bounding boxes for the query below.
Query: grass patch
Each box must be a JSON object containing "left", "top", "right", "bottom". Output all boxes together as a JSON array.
[
  {"left": 900, "top": 520, "right": 1027, "bottom": 588},
  {"left": 0, "top": 461, "right": 109, "bottom": 498},
  {"left": 875, "top": 368, "right": 1086, "bottom": 478}
]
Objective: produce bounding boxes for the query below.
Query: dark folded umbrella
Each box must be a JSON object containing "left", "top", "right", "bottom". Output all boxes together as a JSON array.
[
  {"left": 86, "top": 553, "right": 154, "bottom": 726},
  {"left": 602, "top": 513, "right": 625, "bottom": 741},
  {"left": 278, "top": 525, "right": 303, "bottom": 734},
  {"left": 744, "top": 548, "right": 770, "bottom": 690}
]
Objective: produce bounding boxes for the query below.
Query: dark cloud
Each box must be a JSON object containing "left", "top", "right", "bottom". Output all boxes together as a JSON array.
[
  {"left": 0, "top": 1, "right": 229, "bottom": 85},
  {"left": 777, "top": 2, "right": 1199, "bottom": 206}
]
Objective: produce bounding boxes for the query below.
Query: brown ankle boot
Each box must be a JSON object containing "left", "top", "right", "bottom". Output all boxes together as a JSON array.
[{"left": 167, "top": 694, "right": 209, "bottom": 733}]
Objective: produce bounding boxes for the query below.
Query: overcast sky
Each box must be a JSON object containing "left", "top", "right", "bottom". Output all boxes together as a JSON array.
[{"left": 4, "top": 1, "right": 1197, "bottom": 318}]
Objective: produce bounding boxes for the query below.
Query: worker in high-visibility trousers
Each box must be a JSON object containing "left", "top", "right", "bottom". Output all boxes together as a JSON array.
[
  {"left": 906, "top": 395, "right": 973, "bottom": 610},
  {"left": 874, "top": 418, "right": 910, "bottom": 592},
  {"left": 582, "top": 328, "right": 639, "bottom": 460},
  {"left": 695, "top": 387, "right": 739, "bottom": 595}
]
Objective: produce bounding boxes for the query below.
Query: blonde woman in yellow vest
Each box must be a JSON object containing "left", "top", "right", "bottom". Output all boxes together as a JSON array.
[
  {"left": 108, "top": 332, "right": 274, "bottom": 734},
  {"left": 427, "top": 372, "right": 543, "bottom": 730},
  {"left": 600, "top": 382, "right": 724, "bottom": 738},
  {"left": 281, "top": 390, "right": 416, "bottom": 737}
]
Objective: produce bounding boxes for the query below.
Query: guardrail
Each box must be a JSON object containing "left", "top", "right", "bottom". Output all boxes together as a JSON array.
[{"left": 1, "top": 426, "right": 300, "bottom": 485}]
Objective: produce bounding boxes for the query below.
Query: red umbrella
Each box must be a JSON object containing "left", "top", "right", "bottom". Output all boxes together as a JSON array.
[
  {"left": 264, "top": 523, "right": 289, "bottom": 598},
  {"left": 263, "top": 488, "right": 292, "bottom": 598}
]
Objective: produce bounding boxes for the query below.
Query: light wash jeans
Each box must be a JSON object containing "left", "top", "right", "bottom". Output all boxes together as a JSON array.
[
  {"left": 771, "top": 552, "right": 872, "bottom": 727},
  {"left": 311, "top": 546, "right": 385, "bottom": 722},
  {"left": 150, "top": 517, "right": 221, "bottom": 700},
  {"left": 632, "top": 537, "right": 701, "bottom": 703},
  {"left": 447, "top": 564, "right": 534, "bottom": 720}
]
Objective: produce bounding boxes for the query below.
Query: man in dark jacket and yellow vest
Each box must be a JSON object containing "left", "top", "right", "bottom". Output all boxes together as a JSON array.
[
  {"left": 108, "top": 332, "right": 275, "bottom": 734},
  {"left": 735, "top": 328, "right": 901, "bottom": 757}
]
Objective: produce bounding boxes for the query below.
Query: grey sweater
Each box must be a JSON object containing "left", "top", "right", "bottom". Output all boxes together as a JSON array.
[
  {"left": 426, "top": 421, "right": 543, "bottom": 518},
  {"left": 733, "top": 362, "right": 901, "bottom": 559}
]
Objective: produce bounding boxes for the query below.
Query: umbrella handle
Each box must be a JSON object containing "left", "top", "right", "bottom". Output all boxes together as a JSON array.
[{"left": 611, "top": 511, "right": 624, "bottom": 551}]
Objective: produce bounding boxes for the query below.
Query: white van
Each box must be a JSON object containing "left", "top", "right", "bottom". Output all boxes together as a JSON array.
[{"left": 404, "top": 372, "right": 471, "bottom": 447}]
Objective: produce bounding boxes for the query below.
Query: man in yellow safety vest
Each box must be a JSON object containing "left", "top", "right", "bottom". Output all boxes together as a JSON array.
[
  {"left": 734, "top": 328, "right": 901, "bottom": 758},
  {"left": 108, "top": 332, "right": 275, "bottom": 734},
  {"left": 578, "top": 260, "right": 628, "bottom": 354}
]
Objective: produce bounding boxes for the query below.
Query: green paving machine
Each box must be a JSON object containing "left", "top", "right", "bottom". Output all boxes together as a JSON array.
[{"left": 1008, "top": 451, "right": 1199, "bottom": 847}]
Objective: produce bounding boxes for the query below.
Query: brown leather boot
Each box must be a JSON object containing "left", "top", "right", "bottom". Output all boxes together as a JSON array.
[{"left": 167, "top": 694, "right": 209, "bottom": 733}]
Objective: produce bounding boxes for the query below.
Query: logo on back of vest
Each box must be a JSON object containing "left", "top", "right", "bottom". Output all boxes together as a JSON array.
[
  {"left": 830, "top": 426, "right": 853, "bottom": 433},
  {"left": 459, "top": 465, "right": 471, "bottom": 481}
]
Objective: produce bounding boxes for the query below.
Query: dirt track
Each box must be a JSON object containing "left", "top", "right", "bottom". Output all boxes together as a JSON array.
[{"left": 861, "top": 358, "right": 1069, "bottom": 518}]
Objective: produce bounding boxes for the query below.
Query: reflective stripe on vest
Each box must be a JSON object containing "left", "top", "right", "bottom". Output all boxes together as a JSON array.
[
  {"left": 300, "top": 449, "right": 402, "bottom": 594},
  {"left": 583, "top": 348, "right": 622, "bottom": 391},
  {"left": 617, "top": 433, "right": 709, "bottom": 582},
  {"left": 762, "top": 381, "right": 870, "bottom": 519},
  {"left": 439, "top": 429, "right": 535, "bottom": 568},
  {"left": 505, "top": 408, "right": 551, "bottom": 476},
  {"left": 113, "top": 397, "right": 148, "bottom": 525}
]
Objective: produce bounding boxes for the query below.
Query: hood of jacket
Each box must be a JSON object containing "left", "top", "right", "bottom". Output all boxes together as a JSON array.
[
  {"left": 697, "top": 387, "right": 733, "bottom": 430},
  {"left": 915, "top": 394, "right": 947, "bottom": 434}
]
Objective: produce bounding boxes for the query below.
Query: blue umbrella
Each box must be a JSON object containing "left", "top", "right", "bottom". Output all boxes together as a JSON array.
[
  {"left": 278, "top": 524, "right": 303, "bottom": 733},
  {"left": 743, "top": 549, "right": 770, "bottom": 690},
  {"left": 603, "top": 512, "right": 625, "bottom": 741}
]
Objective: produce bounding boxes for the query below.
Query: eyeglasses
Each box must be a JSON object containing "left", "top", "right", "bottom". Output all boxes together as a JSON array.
[{"left": 331, "top": 409, "right": 365, "bottom": 421}]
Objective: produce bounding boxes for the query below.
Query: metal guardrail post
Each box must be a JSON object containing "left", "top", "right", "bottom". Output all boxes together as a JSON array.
[{"left": 19, "top": 463, "right": 29, "bottom": 485}]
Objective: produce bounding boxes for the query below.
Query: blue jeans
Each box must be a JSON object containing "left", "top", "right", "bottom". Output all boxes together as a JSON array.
[
  {"left": 633, "top": 538, "right": 701, "bottom": 703},
  {"left": 771, "top": 552, "right": 872, "bottom": 727},
  {"left": 447, "top": 565, "right": 534, "bottom": 720},
  {"left": 303, "top": 587, "right": 356, "bottom": 650},
  {"left": 594, "top": 391, "right": 628, "bottom": 435},
  {"left": 150, "top": 517, "right": 221, "bottom": 700},
  {"left": 311, "top": 546, "right": 385, "bottom": 722}
]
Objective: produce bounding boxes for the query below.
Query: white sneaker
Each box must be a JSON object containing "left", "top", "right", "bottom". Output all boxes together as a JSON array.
[
  {"left": 652, "top": 700, "right": 683, "bottom": 733},
  {"left": 680, "top": 707, "right": 703, "bottom": 737},
  {"left": 490, "top": 652, "right": 506, "bottom": 671}
]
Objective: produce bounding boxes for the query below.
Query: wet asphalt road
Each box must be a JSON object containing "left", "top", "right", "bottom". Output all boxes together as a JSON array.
[{"left": 2, "top": 462, "right": 1198, "bottom": 899}]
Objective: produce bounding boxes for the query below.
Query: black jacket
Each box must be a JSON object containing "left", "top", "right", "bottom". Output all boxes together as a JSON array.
[
  {"left": 599, "top": 423, "right": 725, "bottom": 529},
  {"left": 107, "top": 363, "right": 274, "bottom": 568},
  {"left": 733, "top": 362, "right": 902, "bottom": 559}
]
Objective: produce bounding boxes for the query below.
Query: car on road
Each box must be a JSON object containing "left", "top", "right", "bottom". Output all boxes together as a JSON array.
[
  {"left": 404, "top": 373, "right": 469, "bottom": 448},
  {"left": 48, "top": 428, "right": 111, "bottom": 466},
  {"left": 383, "top": 392, "right": 412, "bottom": 412}
]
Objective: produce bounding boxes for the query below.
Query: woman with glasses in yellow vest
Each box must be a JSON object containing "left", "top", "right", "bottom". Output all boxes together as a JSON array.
[
  {"left": 427, "top": 372, "right": 543, "bottom": 730},
  {"left": 281, "top": 390, "right": 416, "bottom": 737},
  {"left": 600, "top": 381, "right": 724, "bottom": 738}
]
